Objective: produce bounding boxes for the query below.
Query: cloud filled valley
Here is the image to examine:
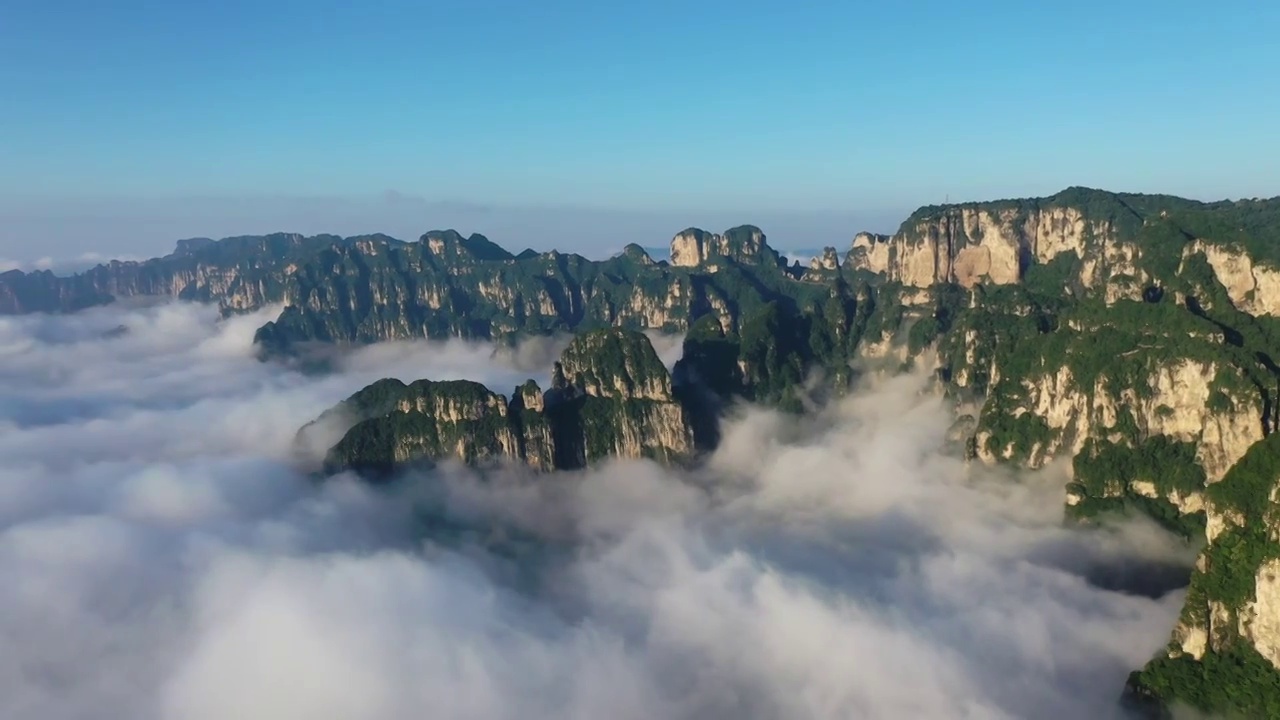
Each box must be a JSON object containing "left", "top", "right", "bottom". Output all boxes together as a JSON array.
[{"left": 0, "top": 301, "right": 1196, "bottom": 720}]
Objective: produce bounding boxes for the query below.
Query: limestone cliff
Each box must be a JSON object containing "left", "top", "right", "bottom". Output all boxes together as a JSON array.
[
  {"left": 315, "top": 329, "right": 694, "bottom": 475},
  {"left": 881, "top": 247, "right": 1280, "bottom": 714},
  {"left": 844, "top": 189, "right": 1152, "bottom": 301},
  {"left": 546, "top": 329, "right": 694, "bottom": 466},
  {"left": 668, "top": 225, "right": 782, "bottom": 268},
  {"left": 845, "top": 190, "right": 1280, "bottom": 317},
  {"left": 1126, "top": 432, "right": 1280, "bottom": 716},
  {"left": 974, "top": 359, "right": 1264, "bottom": 484},
  {"left": 510, "top": 380, "right": 556, "bottom": 471},
  {"left": 917, "top": 259, "right": 1280, "bottom": 542},
  {"left": 808, "top": 247, "right": 840, "bottom": 271},
  {"left": 1183, "top": 240, "right": 1280, "bottom": 317},
  {"left": 556, "top": 327, "right": 677, "bottom": 402},
  {"left": 320, "top": 379, "right": 522, "bottom": 475}
]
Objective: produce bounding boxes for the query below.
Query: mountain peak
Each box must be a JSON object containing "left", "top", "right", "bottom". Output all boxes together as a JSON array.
[
  {"left": 558, "top": 328, "right": 674, "bottom": 401},
  {"left": 421, "top": 230, "right": 515, "bottom": 262},
  {"left": 670, "top": 224, "right": 779, "bottom": 267}
]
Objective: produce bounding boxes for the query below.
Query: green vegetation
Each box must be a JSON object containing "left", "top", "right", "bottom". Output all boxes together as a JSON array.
[
  {"left": 677, "top": 315, "right": 744, "bottom": 397},
  {"left": 1066, "top": 437, "right": 1208, "bottom": 538},
  {"left": 979, "top": 412, "right": 1055, "bottom": 464},
  {"left": 1022, "top": 252, "right": 1082, "bottom": 298},
  {"left": 558, "top": 328, "right": 672, "bottom": 399},
  {"left": 321, "top": 379, "right": 515, "bottom": 475},
  {"left": 1129, "top": 433, "right": 1280, "bottom": 715},
  {"left": 1190, "top": 434, "right": 1280, "bottom": 611},
  {"left": 1074, "top": 437, "right": 1206, "bottom": 498},
  {"left": 1206, "top": 431, "right": 1280, "bottom": 525},
  {"left": 1202, "top": 525, "right": 1277, "bottom": 608},
  {"left": 1132, "top": 644, "right": 1280, "bottom": 718},
  {"left": 318, "top": 328, "right": 693, "bottom": 474}
]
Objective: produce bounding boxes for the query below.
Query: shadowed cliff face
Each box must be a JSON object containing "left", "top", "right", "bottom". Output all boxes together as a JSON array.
[{"left": 312, "top": 328, "right": 695, "bottom": 475}]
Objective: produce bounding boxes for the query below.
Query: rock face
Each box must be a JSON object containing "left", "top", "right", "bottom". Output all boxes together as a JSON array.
[
  {"left": 844, "top": 190, "right": 1150, "bottom": 297},
  {"left": 323, "top": 379, "right": 523, "bottom": 474},
  {"left": 618, "top": 243, "right": 655, "bottom": 265},
  {"left": 1184, "top": 240, "right": 1280, "bottom": 316},
  {"left": 546, "top": 328, "right": 694, "bottom": 467},
  {"left": 556, "top": 327, "right": 676, "bottom": 401},
  {"left": 808, "top": 247, "right": 840, "bottom": 271},
  {"left": 1127, "top": 431, "right": 1280, "bottom": 716},
  {"left": 974, "top": 359, "right": 1265, "bottom": 484},
  {"left": 843, "top": 189, "right": 1280, "bottom": 315},
  {"left": 668, "top": 225, "right": 781, "bottom": 268},
  {"left": 314, "top": 329, "right": 694, "bottom": 475}
]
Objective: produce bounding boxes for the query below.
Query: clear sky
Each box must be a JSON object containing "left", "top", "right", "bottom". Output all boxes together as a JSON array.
[{"left": 2, "top": 0, "right": 1278, "bottom": 264}]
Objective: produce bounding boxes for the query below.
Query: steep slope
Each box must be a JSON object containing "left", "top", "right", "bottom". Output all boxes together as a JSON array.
[
  {"left": 1126, "top": 432, "right": 1280, "bottom": 716},
  {"left": 314, "top": 328, "right": 694, "bottom": 475},
  {"left": 323, "top": 379, "right": 522, "bottom": 474}
]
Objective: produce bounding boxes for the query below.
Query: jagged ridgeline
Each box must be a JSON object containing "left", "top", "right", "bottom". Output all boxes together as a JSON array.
[
  {"left": 298, "top": 328, "right": 695, "bottom": 475},
  {"left": 10, "top": 186, "right": 1280, "bottom": 715}
]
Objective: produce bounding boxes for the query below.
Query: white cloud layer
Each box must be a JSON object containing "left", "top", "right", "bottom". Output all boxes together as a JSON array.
[{"left": 0, "top": 302, "right": 1190, "bottom": 720}]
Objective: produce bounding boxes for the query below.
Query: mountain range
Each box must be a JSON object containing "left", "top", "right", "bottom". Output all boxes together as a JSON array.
[{"left": 9, "top": 185, "right": 1280, "bottom": 716}]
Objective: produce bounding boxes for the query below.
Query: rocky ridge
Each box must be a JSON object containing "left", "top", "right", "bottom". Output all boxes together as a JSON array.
[
  {"left": 11, "top": 186, "right": 1280, "bottom": 715},
  {"left": 307, "top": 328, "right": 694, "bottom": 475}
]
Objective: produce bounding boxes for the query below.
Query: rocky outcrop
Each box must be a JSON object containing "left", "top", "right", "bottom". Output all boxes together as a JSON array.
[
  {"left": 319, "top": 379, "right": 522, "bottom": 474},
  {"left": 251, "top": 228, "right": 811, "bottom": 353},
  {"left": 510, "top": 380, "right": 556, "bottom": 471},
  {"left": 422, "top": 229, "right": 515, "bottom": 262},
  {"left": 1184, "top": 240, "right": 1280, "bottom": 316},
  {"left": 545, "top": 329, "right": 694, "bottom": 466},
  {"left": 974, "top": 359, "right": 1264, "bottom": 484},
  {"left": 0, "top": 269, "right": 115, "bottom": 315},
  {"left": 556, "top": 327, "right": 676, "bottom": 402},
  {"left": 844, "top": 196, "right": 1151, "bottom": 296},
  {"left": 1127, "top": 431, "right": 1280, "bottom": 716},
  {"left": 618, "top": 244, "right": 655, "bottom": 265},
  {"left": 808, "top": 247, "right": 840, "bottom": 271},
  {"left": 668, "top": 225, "right": 781, "bottom": 268},
  {"left": 845, "top": 232, "right": 891, "bottom": 275},
  {"left": 314, "top": 329, "right": 694, "bottom": 475}
]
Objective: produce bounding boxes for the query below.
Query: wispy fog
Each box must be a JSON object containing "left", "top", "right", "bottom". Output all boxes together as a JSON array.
[{"left": 0, "top": 302, "right": 1189, "bottom": 719}]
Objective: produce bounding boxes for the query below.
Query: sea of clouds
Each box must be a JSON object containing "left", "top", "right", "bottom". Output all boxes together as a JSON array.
[{"left": 0, "top": 301, "right": 1195, "bottom": 720}]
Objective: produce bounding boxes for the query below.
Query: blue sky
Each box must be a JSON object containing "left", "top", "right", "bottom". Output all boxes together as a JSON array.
[{"left": 2, "top": 0, "right": 1277, "bottom": 262}]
